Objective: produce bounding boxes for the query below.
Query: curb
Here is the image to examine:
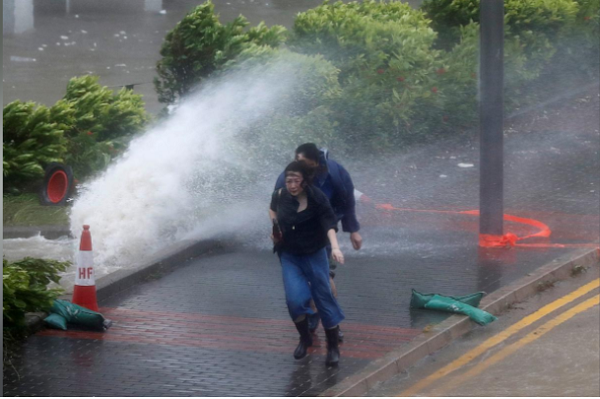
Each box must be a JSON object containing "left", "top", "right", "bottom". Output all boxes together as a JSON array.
[
  {"left": 92, "top": 238, "right": 230, "bottom": 302},
  {"left": 3, "top": 225, "right": 72, "bottom": 239},
  {"left": 319, "top": 247, "right": 600, "bottom": 397}
]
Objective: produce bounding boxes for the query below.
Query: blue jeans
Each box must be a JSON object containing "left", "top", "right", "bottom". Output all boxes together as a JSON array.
[{"left": 280, "top": 248, "right": 345, "bottom": 329}]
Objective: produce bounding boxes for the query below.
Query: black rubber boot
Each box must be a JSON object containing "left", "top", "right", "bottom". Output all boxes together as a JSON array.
[
  {"left": 293, "top": 318, "right": 313, "bottom": 360},
  {"left": 325, "top": 326, "right": 340, "bottom": 366},
  {"left": 338, "top": 327, "right": 344, "bottom": 343}
]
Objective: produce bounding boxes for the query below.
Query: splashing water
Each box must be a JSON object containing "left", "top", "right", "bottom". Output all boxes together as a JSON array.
[{"left": 69, "top": 62, "right": 302, "bottom": 270}]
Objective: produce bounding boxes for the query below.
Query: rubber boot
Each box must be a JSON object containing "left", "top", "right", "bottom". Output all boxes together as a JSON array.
[
  {"left": 325, "top": 326, "right": 340, "bottom": 366},
  {"left": 338, "top": 327, "right": 344, "bottom": 343},
  {"left": 293, "top": 318, "right": 313, "bottom": 360}
]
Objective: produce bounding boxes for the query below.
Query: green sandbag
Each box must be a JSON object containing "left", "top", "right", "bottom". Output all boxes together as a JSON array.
[
  {"left": 50, "top": 299, "right": 106, "bottom": 330},
  {"left": 410, "top": 289, "right": 485, "bottom": 309},
  {"left": 424, "top": 294, "right": 497, "bottom": 326},
  {"left": 44, "top": 313, "right": 68, "bottom": 330}
]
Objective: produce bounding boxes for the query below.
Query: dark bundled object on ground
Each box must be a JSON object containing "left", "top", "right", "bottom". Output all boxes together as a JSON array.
[
  {"left": 44, "top": 299, "right": 112, "bottom": 331},
  {"left": 410, "top": 289, "right": 497, "bottom": 326}
]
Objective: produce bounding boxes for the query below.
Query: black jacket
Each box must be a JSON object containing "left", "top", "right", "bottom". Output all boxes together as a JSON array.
[{"left": 270, "top": 185, "right": 337, "bottom": 256}]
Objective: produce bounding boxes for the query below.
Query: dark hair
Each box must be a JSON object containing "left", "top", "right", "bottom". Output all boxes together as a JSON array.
[
  {"left": 284, "top": 161, "right": 314, "bottom": 186},
  {"left": 295, "top": 143, "right": 320, "bottom": 163}
]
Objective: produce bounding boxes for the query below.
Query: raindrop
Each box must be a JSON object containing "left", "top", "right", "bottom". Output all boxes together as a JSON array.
[{"left": 458, "top": 163, "right": 474, "bottom": 168}]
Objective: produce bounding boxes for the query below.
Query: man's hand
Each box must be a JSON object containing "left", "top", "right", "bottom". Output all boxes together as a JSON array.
[{"left": 350, "top": 232, "right": 362, "bottom": 250}]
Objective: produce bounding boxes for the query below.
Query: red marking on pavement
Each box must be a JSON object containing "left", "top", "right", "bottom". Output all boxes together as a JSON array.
[{"left": 37, "top": 309, "right": 420, "bottom": 360}]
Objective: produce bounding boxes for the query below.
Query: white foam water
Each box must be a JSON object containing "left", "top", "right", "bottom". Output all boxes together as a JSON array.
[{"left": 69, "top": 62, "right": 302, "bottom": 269}]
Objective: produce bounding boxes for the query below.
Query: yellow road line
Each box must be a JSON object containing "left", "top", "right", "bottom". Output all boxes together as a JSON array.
[
  {"left": 430, "top": 295, "right": 600, "bottom": 396},
  {"left": 399, "top": 278, "right": 599, "bottom": 396}
]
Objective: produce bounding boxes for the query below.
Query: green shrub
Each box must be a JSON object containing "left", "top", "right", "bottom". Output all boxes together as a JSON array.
[
  {"left": 3, "top": 257, "right": 69, "bottom": 369},
  {"left": 291, "top": 0, "right": 444, "bottom": 148},
  {"left": 154, "top": 1, "right": 287, "bottom": 104},
  {"left": 62, "top": 75, "right": 149, "bottom": 142},
  {"left": 3, "top": 257, "right": 69, "bottom": 329},
  {"left": 60, "top": 76, "right": 148, "bottom": 180},
  {"left": 3, "top": 76, "right": 148, "bottom": 191},
  {"left": 435, "top": 21, "right": 557, "bottom": 120},
  {"left": 421, "top": 0, "right": 579, "bottom": 49},
  {"left": 548, "top": 0, "right": 600, "bottom": 80},
  {"left": 3, "top": 101, "right": 69, "bottom": 191},
  {"left": 292, "top": 0, "right": 438, "bottom": 79}
]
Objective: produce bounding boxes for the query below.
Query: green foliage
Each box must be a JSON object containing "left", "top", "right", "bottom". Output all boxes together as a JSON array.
[
  {"left": 3, "top": 76, "right": 149, "bottom": 191},
  {"left": 155, "top": 0, "right": 596, "bottom": 153},
  {"left": 421, "top": 0, "right": 579, "bottom": 49},
  {"left": 3, "top": 257, "right": 69, "bottom": 369},
  {"left": 3, "top": 257, "right": 69, "bottom": 329},
  {"left": 62, "top": 75, "right": 150, "bottom": 142},
  {"left": 60, "top": 76, "right": 147, "bottom": 180},
  {"left": 3, "top": 101, "right": 69, "bottom": 190},
  {"left": 291, "top": 0, "right": 444, "bottom": 148},
  {"left": 154, "top": 1, "right": 287, "bottom": 104},
  {"left": 292, "top": 0, "right": 437, "bottom": 80},
  {"left": 549, "top": 0, "right": 600, "bottom": 79}
]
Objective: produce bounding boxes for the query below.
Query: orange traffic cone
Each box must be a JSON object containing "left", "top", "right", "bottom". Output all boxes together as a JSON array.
[{"left": 72, "top": 225, "right": 99, "bottom": 311}]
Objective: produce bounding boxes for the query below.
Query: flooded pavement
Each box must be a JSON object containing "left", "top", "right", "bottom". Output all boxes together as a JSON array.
[{"left": 3, "top": 0, "right": 423, "bottom": 114}]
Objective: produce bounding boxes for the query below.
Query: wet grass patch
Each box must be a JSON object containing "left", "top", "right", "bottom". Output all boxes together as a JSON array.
[{"left": 3, "top": 194, "right": 69, "bottom": 227}]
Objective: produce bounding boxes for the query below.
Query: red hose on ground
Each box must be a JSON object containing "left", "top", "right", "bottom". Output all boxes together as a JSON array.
[{"left": 371, "top": 202, "right": 596, "bottom": 249}]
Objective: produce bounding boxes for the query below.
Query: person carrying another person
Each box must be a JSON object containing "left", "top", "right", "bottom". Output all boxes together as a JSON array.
[
  {"left": 275, "top": 143, "right": 362, "bottom": 339},
  {"left": 270, "top": 161, "right": 345, "bottom": 366}
]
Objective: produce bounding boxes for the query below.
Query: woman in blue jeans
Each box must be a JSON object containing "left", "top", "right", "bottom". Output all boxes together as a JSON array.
[{"left": 269, "top": 161, "right": 345, "bottom": 366}]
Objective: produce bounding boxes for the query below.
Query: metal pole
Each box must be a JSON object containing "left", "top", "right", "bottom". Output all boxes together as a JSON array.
[{"left": 479, "top": 0, "right": 504, "bottom": 237}]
